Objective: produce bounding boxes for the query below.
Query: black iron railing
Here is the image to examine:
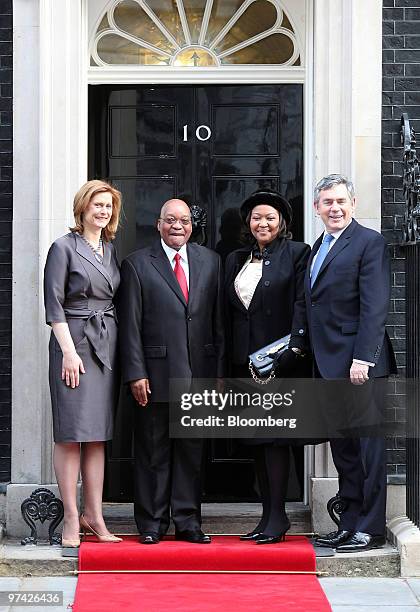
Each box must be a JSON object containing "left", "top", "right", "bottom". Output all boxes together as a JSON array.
[{"left": 400, "top": 113, "right": 420, "bottom": 529}]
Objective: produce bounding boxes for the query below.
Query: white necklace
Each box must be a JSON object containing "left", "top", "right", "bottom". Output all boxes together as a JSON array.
[{"left": 81, "top": 234, "right": 103, "bottom": 262}]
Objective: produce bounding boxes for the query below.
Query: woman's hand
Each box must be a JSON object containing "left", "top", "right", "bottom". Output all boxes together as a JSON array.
[
  {"left": 62, "top": 351, "right": 85, "bottom": 388},
  {"left": 52, "top": 322, "right": 85, "bottom": 388},
  {"left": 276, "top": 348, "right": 300, "bottom": 374}
]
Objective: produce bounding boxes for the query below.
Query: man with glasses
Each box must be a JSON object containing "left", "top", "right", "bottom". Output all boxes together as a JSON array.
[{"left": 119, "top": 198, "right": 225, "bottom": 544}]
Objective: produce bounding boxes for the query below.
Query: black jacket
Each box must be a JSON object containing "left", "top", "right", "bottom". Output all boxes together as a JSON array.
[
  {"left": 118, "top": 240, "right": 225, "bottom": 402},
  {"left": 224, "top": 238, "right": 311, "bottom": 367}
]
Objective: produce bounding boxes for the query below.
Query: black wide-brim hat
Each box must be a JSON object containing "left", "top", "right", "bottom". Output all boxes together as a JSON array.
[{"left": 240, "top": 189, "right": 293, "bottom": 227}]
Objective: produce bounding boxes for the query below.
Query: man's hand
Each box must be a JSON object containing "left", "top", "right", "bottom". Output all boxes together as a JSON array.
[
  {"left": 350, "top": 361, "right": 369, "bottom": 386},
  {"left": 130, "top": 378, "right": 151, "bottom": 406}
]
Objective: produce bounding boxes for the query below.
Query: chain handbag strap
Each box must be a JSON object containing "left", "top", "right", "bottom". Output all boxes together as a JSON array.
[{"left": 248, "top": 359, "right": 277, "bottom": 385}]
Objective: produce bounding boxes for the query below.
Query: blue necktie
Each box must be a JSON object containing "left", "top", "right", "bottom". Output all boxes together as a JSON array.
[{"left": 311, "top": 233, "right": 334, "bottom": 287}]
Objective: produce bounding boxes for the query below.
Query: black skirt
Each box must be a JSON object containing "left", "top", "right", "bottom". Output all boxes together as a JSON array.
[{"left": 229, "top": 361, "right": 324, "bottom": 447}]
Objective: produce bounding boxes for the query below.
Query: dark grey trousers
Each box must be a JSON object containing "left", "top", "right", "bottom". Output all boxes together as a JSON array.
[{"left": 133, "top": 402, "right": 203, "bottom": 535}]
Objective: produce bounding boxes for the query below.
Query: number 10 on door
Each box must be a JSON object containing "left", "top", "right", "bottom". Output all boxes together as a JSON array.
[{"left": 183, "top": 125, "right": 212, "bottom": 142}]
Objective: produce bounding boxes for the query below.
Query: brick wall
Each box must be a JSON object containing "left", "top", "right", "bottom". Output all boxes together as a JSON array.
[
  {"left": 0, "top": 0, "right": 11, "bottom": 483},
  {"left": 382, "top": 0, "right": 420, "bottom": 482}
]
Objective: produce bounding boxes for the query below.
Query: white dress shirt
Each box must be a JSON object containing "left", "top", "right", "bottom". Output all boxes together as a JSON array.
[{"left": 161, "top": 239, "right": 190, "bottom": 289}]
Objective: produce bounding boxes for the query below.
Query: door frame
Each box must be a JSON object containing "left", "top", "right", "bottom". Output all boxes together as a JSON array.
[
  {"left": 85, "top": 0, "right": 315, "bottom": 504},
  {"left": 91, "top": 82, "right": 307, "bottom": 503},
  {"left": 10, "top": 0, "right": 382, "bottom": 527}
]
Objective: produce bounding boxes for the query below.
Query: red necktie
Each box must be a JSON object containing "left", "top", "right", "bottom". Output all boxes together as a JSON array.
[{"left": 173, "top": 253, "right": 188, "bottom": 302}]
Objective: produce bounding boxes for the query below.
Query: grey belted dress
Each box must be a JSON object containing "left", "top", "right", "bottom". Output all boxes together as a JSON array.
[{"left": 44, "top": 232, "right": 120, "bottom": 443}]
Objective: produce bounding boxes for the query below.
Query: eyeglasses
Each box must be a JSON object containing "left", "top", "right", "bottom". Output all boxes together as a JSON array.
[{"left": 159, "top": 217, "right": 192, "bottom": 226}]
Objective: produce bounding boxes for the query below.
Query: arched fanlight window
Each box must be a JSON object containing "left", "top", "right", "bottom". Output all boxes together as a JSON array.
[{"left": 91, "top": 0, "right": 301, "bottom": 67}]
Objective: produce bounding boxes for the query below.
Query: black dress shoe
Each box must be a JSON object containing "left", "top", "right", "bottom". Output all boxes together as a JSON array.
[
  {"left": 254, "top": 533, "right": 287, "bottom": 545},
  {"left": 175, "top": 529, "right": 211, "bottom": 544},
  {"left": 315, "top": 529, "right": 353, "bottom": 548},
  {"left": 240, "top": 531, "right": 263, "bottom": 541},
  {"left": 254, "top": 522, "right": 290, "bottom": 545},
  {"left": 139, "top": 533, "right": 160, "bottom": 544},
  {"left": 336, "top": 532, "right": 385, "bottom": 553}
]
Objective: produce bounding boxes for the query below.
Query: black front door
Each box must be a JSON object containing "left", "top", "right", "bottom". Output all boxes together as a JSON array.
[{"left": 88, "top": 84, "right": 304, "bottom": 502}]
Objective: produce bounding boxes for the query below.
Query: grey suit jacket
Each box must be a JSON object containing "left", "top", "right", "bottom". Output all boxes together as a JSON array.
[
  {"left": 118, "top": 240, "right": 225, "bottom": 402},
  {"left": 44, "top": 232, "right": 120, "bottom": 368}
]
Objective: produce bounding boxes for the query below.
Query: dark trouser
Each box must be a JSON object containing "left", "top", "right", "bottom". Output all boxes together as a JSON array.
[
  {"left": 329, "top": 437, "right": 364, "bottom": 531},
  {"left": 133, "top": 402, "right": 204, "bottom": 535},
  {"left": 330, "top": 436, "right": 386, "bottom": 535},
  {"left": 315, "top": 362, "right": 387, "bottom": 536},
  {"left": 345, "top": 378, "right": 387, "bottom": 536},
  {"left": 357, "top": 435, "right": 387, "bottom": 535}
]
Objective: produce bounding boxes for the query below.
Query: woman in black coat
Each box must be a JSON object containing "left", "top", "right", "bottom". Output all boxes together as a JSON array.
[{"left": 224, "top": 189, "right": 310, "bottom": 544}]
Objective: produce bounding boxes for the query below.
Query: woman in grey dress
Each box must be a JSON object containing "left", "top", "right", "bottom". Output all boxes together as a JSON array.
[{"left": 44, "top": 180, "right": 122, "bottom": 548}]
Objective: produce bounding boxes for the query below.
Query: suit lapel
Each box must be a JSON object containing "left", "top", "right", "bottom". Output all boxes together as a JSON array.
[
  {"left": 306, "top": 235, "right": 322, "bottom": 294},
  {"left": 150, "top": 241, "right": 187, "bottom": 307},
  {"left": 309, "top": 234, "right": 323, "bottom": 269},
  {"left": 311, "top": 220, "right": 357, "bottom": 289},
  {"left": 187, "top": 243, "right": 201, "bottom": 309},
  {"left": 102, "top": 239, "right": 112, "bottom": 269},
  {"left": 74, "top": 233, "right": 113, "bottom": 290},
  {"left": 231, "top": 249, "right": 250, "bottom": 278}
]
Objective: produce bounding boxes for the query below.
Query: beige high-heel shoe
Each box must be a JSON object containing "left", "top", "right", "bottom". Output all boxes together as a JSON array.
[
  {"left": 79, "top": 514, "right": 122, "bottom": 543},
  {"left": 61, "top": 522, "right": 81, "bottom": 548},
  {"left": 61, "top": 538, "right": 80, "bottom": 548}
]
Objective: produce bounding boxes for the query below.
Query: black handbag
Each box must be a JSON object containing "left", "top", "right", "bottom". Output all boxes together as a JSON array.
[{"left": 248, "top": 333, "right": 291, "bottom": 385}]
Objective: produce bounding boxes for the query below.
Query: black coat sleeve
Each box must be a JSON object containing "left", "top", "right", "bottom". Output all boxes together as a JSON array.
[
  {"left": 223, "top": 251, "right": 236, "bottom": 376},
  {"left": 289, "top": 243, "right": 311, "bottom": 352},
  {"left": 213, "top": 254, "right": 226, "bottom": 378},
  {"left": 118, "top": 257, "right": 148, "bottom": 383},
  {"left": 353, "top": 233, "right": 391, "bottom": 364}
]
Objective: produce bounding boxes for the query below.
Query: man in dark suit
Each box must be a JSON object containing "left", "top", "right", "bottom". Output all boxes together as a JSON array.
[
  {"left": 300, "top": 174, "right": 396, "bottom": 552},
  {"left": 118, "top": 199, "right": 224, "bottom": 544}
]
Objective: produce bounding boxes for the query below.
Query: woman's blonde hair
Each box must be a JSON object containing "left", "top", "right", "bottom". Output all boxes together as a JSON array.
[{"left": 70, "top": 180, "right": 122, "bottom": 242}]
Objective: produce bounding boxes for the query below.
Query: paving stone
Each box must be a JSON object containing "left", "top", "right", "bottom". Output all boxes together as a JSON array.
[
  {"left": 0, "top": 577, "right": 20, "bottom": 589},
  {"left": 319, "top": 577, "right": 418, "bottom": 606},
  {"left": 331, "top": 604, "right": 419, "bottom": 612},
  {"left": 19, "top": 577, "right": 77, "bottom": 611},
  {"left": 0, "top": 543, "right": 77, "bottom": 577},
  {"left": 317, "top": 546, "right": 400, "bottom": 578},
  {"left": 0, "top": 577, "right": 77, "bottom": 612},
  {"left": 407, "top": 578, "right": 420, "bottom": 601}
]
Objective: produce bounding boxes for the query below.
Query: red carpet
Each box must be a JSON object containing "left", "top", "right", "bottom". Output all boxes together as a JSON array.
[{"left": 73, "top": 536, "right": 331, "bottom": 611}]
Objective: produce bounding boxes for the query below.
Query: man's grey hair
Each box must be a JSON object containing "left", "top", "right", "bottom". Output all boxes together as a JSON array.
[{"left": 314, "top": 174, "right": 355, "bottom": 203}]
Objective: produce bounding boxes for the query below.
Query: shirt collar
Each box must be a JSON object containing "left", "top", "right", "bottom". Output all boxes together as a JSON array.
[
  {"left": 251, "top": 237, "right": 283, "bottom": 259},
  {"left": 161, "top": 239, "right": 188, "bottom": 263},
  {"left": 323, "top": 218, "right": 353, "bottom": 241}
]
